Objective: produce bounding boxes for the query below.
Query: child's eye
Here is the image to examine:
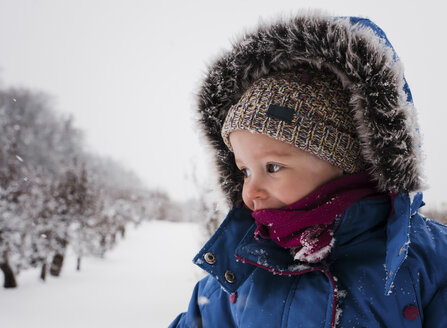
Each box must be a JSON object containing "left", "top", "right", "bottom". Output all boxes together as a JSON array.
[
  {"left": 240, "top": 168, "right": 252, "bottom": 178},
  {"left": 266, "top": 163, "right": 282, "bottom": 173}
]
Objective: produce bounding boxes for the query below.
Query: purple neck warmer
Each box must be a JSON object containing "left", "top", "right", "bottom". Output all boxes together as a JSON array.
[{"left": 251, "top": 171, "right": 382, "bottom": 263}]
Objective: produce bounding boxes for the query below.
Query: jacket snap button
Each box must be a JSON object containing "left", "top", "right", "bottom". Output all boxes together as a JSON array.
[
  {"left": 403, "top": 305, "right": 419, "bottom": 320},
  {"left": 204, "top": 252, "right": 216, "bottom": 265},
  {"left": 224, "top": 270, "right": 236, "bottom": 283}
]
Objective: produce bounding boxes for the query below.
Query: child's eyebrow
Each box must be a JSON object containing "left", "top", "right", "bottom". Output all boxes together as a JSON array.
[
  {"left": 234, "top": 151, "right": 292, "bottom": 166},
  {"left": 263, "top": 150, "right": 293, "bottom": 157}
]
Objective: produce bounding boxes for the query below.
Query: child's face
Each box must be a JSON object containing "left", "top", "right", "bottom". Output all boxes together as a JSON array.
[{"left": 229, "top": 130, "right": 344, "bottom": 211}]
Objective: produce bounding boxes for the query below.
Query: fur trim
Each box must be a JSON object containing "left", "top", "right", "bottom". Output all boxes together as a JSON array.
[{"left": 195, "top": 11, "right": 425, "bottom": 207}]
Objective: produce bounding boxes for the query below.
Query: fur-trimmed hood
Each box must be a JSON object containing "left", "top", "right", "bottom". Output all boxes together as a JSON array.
[{"left": 195, "top": 12, "right": 424, "bottom": 207}]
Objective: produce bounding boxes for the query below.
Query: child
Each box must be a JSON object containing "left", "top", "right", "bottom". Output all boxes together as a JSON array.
[{"left": 170, "top": 12, "right": 447, "bottom": 327}]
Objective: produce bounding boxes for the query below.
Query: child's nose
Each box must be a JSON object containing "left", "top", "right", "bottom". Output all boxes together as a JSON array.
[{"left": 243, "top": 176, "right": 268, "bottom": 201}]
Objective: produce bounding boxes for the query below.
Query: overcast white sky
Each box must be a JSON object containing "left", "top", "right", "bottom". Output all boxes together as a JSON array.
[{"left": 0, "top": 0, "right": 446, "bottom": 207}]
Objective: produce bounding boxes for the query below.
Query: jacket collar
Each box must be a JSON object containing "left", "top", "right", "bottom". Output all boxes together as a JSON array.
[
  {"left": 384, "top": 192, "right": 424, "bottom": 295},
  {"left": 193, "top": 192, "right": 424, "bottom": 295},
  {"left": 193, "top": 207, "right": 256, "bottom": 294}
]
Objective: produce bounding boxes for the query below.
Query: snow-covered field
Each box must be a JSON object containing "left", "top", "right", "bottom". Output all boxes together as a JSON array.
[{"left": 0, "top": 220, "right": 206, "bottom": 328}]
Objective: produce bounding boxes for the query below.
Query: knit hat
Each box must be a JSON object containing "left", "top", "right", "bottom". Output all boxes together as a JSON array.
[{"left": 221, "top": 68, "right": 365, "bottom": 174}]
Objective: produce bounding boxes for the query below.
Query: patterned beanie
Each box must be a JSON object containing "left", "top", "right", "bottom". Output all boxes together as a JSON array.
[{"left": 221, "top": 68, "right": 365, "bottom": 174}]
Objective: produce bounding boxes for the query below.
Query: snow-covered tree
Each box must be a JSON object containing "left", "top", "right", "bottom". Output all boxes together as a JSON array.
[{"left": 0, "top": 85, "right": 174, "bottom": 288}]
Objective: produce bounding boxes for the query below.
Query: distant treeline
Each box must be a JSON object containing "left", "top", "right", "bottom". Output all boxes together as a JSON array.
[
  {"left": 0, "top": 86, "right": 176, "bottom": 288},
  {"left": 421, "top": 208, "right": 447, "bottom": 226}
]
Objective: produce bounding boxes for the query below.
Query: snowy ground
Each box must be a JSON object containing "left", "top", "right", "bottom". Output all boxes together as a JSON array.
[{"left": 0, "top": 220, "right": 206, "bottom": 328}]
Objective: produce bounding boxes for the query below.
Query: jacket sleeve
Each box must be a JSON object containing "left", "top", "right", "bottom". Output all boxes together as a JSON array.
[
  {"left": 168, "top": 282, "right": 203, "bottom": 328},
  {"left": 423, "top": 284, "right": 447, "bottom": 327}
]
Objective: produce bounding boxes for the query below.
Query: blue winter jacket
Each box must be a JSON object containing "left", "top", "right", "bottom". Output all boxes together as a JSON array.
[{"left": 170, "top": 192, "right": 447, "bottom": 327}]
